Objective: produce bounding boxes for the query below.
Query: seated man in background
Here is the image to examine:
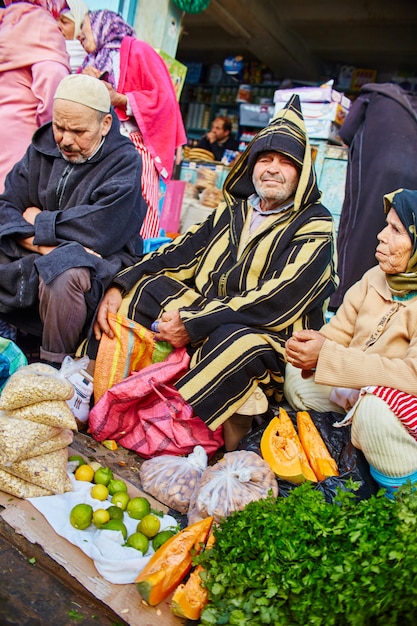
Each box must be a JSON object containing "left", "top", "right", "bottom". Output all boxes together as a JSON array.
[
  {"left": 197, "top": 115, "right": 239, "bottom": 162},
  {"left": 92, "top": 95, "right": 337, "bottom": 452},
  {"left": 0, "top": 74, "right": 146, "bottom": 414}
]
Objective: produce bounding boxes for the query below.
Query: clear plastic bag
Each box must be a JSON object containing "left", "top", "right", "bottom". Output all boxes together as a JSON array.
[
  {"left": 187, "top": 450, "right": 278, "bottom": 525},
  {"left": 140, "top": 445, "right": 208, "bottom": 514}
]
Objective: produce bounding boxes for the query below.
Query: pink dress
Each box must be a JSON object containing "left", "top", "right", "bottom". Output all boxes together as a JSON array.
[{"left": 0, "top": 3, "right": 70, "bottom": 192}]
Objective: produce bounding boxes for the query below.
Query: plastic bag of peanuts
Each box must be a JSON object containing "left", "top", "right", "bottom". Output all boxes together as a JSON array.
[
  {"left": 139, "top": 445, "right": 208, "bottom": 514},
  {"left": 187, "top": 450, "right": 279, "bottom": 525}
]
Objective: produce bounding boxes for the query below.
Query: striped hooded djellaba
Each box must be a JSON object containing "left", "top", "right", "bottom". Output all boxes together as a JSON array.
[{"left": 110, "top": 95, "right": 338, "bottom": 429}]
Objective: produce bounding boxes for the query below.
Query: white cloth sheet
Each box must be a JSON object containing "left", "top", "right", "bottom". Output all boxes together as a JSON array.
[{"left": 28, "top": 472, "right": 178, "bottom": 584}]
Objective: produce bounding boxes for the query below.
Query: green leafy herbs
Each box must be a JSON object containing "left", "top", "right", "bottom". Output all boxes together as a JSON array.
[{"left": 195, "top": 480, "right": 417, "bottom": 625}]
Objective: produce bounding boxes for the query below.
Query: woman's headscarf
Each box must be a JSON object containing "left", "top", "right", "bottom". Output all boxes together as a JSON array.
[
  {"left": 3, "top": 0, "right": 68, "bottom": 19},
  {"left": 383, "top": 188, "right": 417, "bottom": 294},
  {"left": 80, "top": 9, "right": 134, "bottom": 88},
  {"left": 59, "top": 0, "right": 88, "bottom": 38}
]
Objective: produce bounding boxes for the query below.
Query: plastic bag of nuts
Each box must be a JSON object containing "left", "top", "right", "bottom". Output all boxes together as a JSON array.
[
  {"left": 0, "top": 363, "right": 74, "bottom": 411},
  {"left": 140, "top": 445, "right": 208, "bottom": 514},
  {"left": 187, "top": 450, "right": 278, "bottom": 525}
]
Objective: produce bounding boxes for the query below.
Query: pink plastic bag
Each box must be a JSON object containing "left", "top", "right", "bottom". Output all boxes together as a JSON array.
[{"left": 88, "top": 348, "right": 224, "bottom": 459}]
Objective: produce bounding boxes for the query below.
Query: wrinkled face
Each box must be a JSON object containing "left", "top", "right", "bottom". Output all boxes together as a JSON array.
[
  {"left": 210, "top": 118, "right": 229, "bottom": 142},
  {"left": 52, "top": 100, "right": 112, "bottom": 163},
  {"left": 376, "top": 208, "right": 413, "bottom": 274},
  {"left": 252, "top": 151, "right": 300, "bottom": 211},
  {"left": 78, "top": 14, "right": 96, "bottom": 52},
  {"left": 57, "top": 14, "right": 75, "bottom": 40}
]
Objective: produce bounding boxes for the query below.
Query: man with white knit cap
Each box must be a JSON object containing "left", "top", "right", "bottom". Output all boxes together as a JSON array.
[{"left": 0, "top": 74, "right": 147, "bottom": 422}]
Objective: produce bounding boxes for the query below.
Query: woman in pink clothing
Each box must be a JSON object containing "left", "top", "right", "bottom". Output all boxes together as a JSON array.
[
  {"left": 78, "top": 10, "right": 186, "bottom": 240},
  {"left": 0, "top": 0, "right": 70, "bottom": 193}
]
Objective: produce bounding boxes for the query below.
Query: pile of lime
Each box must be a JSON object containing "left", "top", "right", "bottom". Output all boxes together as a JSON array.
[{"left": 67, "top": 457, "right": 178, "bottom": 554}]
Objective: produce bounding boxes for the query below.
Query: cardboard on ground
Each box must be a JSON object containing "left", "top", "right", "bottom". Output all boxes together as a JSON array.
[{"left": 0, "top": 451, "right": 185, "bottom": 626}]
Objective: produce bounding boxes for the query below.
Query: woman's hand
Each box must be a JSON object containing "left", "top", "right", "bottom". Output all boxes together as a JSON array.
[
  {"left": 94, "top": 286, "right": 123, "bottom": 340},
  {"left": 153, "top": 310, "right": 190, "bottom": 348},
  {"left": 81, "top": 66, "right": 127, "bottom": 110},
  {"left": 81, "top": 66, "right": 102, "bottom": 79},
  {"left": 285, "top": 329, "right": 326, "bottom": 372}
]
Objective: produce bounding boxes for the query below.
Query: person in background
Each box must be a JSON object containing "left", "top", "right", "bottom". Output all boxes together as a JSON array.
[
  {"left": 78, "top": 9, "right": 186, "bottom": 240},
  {"left": 0, "top": 74, "right": 147, "bottom": 421},
  {"left": 0, "top": 0, "right": 70, "bottom": 193},
  {"left": 329, "top": 82, "right": 417, "bottom": 311},
  {"left": 57, "top": 0, "right": 88, "bottom": 73},
  {"left": 197, "top": 115, "right": 239, "bottom": 162},
  {"left": 285, "top": 188, "right": 417, "bottom": 491},
  {"left": 92, "top": 95, "right": 337, "bottom": 452}
]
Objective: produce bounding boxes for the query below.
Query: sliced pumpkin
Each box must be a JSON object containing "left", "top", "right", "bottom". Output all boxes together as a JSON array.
[
  {"left": 171, "top": 531, "right": 216, "bottom": 620},
  {"left": 296, "top": 411, "right": 339, "bottom": 481},
  {"left": 135, "top": 516, "right": 213, "bottom": 606},
  {"left": 260, "top": 408, "right": 317, "bottom": 483}
]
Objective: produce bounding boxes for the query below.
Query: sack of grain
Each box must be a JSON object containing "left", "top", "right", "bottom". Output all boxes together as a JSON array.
[
  {"left": 3, "top": 448, "right": 72, "bottom": 494},
  {"left": 0, "top": 415, "right": 60, "bottom": 466},
  {"left": 0, "top": 363, "right": 73, "bottom": 411},
  {"left": 0, "top": 467, "right": 54, "bottom": 498}
]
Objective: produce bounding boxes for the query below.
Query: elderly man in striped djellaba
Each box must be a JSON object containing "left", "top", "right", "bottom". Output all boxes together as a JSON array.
[{"left": 92, "top": 95, "right": 338, "bottom": 451}]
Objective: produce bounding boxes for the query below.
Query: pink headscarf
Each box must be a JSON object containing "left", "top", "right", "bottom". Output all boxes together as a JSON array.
[{"left": 3, "top": 0, "right": 68, "bottom": 19}]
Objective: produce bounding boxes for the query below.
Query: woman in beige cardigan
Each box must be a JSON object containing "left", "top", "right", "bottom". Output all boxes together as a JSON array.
[{"left": 284, "top": 188, "right": 417, "bottom": 489}]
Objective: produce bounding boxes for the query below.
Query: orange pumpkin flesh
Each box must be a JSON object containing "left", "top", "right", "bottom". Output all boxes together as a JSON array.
[
  {"left": 260, "top": 408, "right": 317, "bottom": 483},
  {"left": 296, "top": 411, "right": 339, "bottom": 481},
  {"left": 135, "top": 516, "right": 213, "bottom": 606},
  {"left": 171, "top": 532, "right": 216, "bottom": 620}
]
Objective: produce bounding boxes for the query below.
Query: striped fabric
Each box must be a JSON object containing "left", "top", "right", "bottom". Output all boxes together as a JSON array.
[
  {"left": 113, "top": 95, "right": 337, "bottom": 428},
  {"left": 371, "top": 386, "right": 417, "bottom": 441},
  {"left": 129, "top": 131, "right": 161, "bottom": 240}
]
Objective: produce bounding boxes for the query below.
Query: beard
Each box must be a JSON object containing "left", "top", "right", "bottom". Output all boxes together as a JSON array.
[{"left": 253, "top": 175, "right": 298, "bottom": 209}]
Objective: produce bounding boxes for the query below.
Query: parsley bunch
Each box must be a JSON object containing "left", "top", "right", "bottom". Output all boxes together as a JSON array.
[{"left": 196, "top": 481, "right": 417, "bottom": 625}]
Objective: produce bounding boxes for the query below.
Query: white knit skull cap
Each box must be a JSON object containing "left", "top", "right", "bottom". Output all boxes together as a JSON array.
[{"left": 54, "top": 74, "right": 111, "bottom": 113}]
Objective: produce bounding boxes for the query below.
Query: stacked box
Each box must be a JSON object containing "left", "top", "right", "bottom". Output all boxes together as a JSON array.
[{"left": 273, "top": 81, "right": 351, "bottom": 143}]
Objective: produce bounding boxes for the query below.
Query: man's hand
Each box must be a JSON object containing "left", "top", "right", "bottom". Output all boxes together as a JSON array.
[
  {"left": 94, "top": 287, "right": 123, "bottom": 340},
  {"left": 285, "top": 329, "right": 326, "bottom": 372},
  {"left": 22, "top": 206, "right": 41, "bottom": 224},
  {"left": 153, "top": 310, "right": 190, "bottom": 348},
  {"left": 205, "top": 130, "right": 217, "bottom": 144}
]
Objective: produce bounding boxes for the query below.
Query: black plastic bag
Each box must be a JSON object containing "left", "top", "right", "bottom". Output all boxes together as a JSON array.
[{"left": 240, "top": 407, "right": 379, "bottom": 502}]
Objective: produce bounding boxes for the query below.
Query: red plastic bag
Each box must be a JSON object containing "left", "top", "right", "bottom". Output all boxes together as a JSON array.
[{"left": 88, "top": 348, "right": 224, "bottom": 459}]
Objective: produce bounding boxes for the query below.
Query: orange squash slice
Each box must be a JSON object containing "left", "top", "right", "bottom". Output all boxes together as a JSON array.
[
  {"left": 260, "top": 408, "right": 317, "bottom": 483},
  {"left": 296, "top": 411, "right": 339, "bottom": 481},
  {"left": 170, "top": 531, "right": 215, "bottom": 620},
  {"left": 135, "top": 516, "right": 213, "bottom": 606}
]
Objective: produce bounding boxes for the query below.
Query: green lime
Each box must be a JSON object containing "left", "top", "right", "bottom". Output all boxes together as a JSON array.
[
  {"left": 102, "top": 519, "right": 128, "bottom": 540},
  {"left": 126, "top": 531, "right": 149, "bottom": 555},
  {"left": 111, "top": 491, "right": 130, "bottom": 511},
  {"left": 92, "top": 508, "right": 110, "bottom": 528},
  {"left": 136, "top": 514, "right": 161, "bottom": 538},
  {"left": 107, "top": 479, "right": 128, "bottom": 496},
  {"left": 68, "top": 455, "right": 87, "bottom": 469},
  {"left": 94, "top": 467, "right": 114, "bottom": 486},
  {"left": 106, "top": 505, "right": 124, "bottom": 521},
  {"left": 69, "top": 503, "right": 93, "bottom": 530},
  {"left": 152, "top": 529, "right": 177, "bottom": 551},
  {"left": 126, "top": 496, "right": 151, "bottom": 520}
]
